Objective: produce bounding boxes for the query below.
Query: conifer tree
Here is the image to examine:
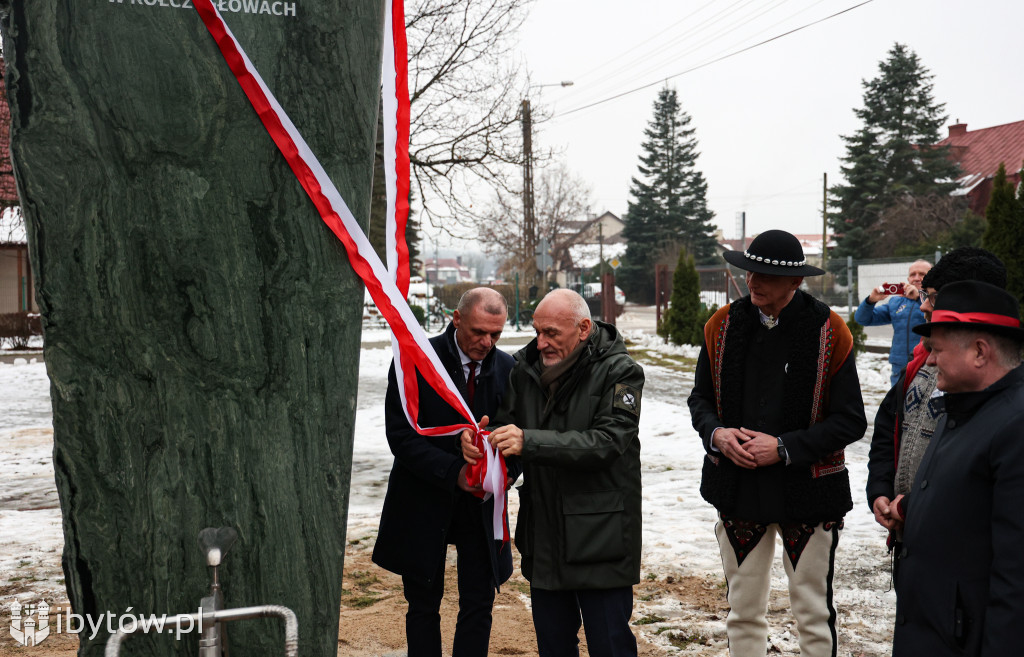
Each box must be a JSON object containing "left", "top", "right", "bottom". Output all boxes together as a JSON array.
[
  {"left": 620, "top": 88, "right": 716, "bottom": 303},
  {"left": 830, "top": 43, "right": 960, "bottom": 260},
  {"left": 659, "top": 250, "right": 704, "bottom": 346},
  {"left": 982, "top": 162, "right": 1024, "bottom": 300}
]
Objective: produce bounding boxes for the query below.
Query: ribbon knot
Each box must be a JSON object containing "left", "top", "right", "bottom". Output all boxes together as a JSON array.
[{"left": 465, "top": 428, "right": 490, "bottom": 493}]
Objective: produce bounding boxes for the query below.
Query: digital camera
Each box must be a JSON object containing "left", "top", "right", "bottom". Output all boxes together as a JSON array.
[{"left": 880, "top": 282, "right": 905, "bottom": 296}]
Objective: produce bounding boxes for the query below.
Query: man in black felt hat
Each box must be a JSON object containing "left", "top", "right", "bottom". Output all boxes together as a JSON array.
[
  {"left": 891, "top": 279, "right": 1024, "bottom": 657},
  {"left": 688, "top": 229, "right": 867, "bottom": 657}
]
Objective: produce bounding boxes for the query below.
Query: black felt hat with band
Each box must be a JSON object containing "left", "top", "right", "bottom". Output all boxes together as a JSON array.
[
  {"left": 722, "top": 229, "right": 825, "bottom": 277},
  {"left": 913, "top": 279, "right": 1024, "bottom": 340}
]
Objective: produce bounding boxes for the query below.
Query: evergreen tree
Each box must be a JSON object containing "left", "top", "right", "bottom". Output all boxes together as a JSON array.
[
  {"left": 982, "top": 162, "right": 1024, "bottom": 300},
  {"left": 620, "top": 88, "right": 717, "bottom": 304},
  {"left": 659, "top": 250, "right": 704, "bottom": 346},
  {"left": 830, "top": 43, "right": 960, "bottom": 260}
]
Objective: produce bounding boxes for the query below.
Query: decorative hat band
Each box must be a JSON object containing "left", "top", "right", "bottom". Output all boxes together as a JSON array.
[
  {"left": 743, "top": 251, "right": 807, "bottom": 267},
  {"left": 930, "top": 310, "right": 1021, "bottom": 328}
]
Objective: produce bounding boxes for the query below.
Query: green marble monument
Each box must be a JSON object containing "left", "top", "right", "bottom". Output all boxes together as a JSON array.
[{"left": 0, "top": 2, "right": 382, "bottom": 656}]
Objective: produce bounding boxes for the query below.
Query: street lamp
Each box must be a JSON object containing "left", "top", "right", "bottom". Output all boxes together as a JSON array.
[{"left": 522, "top": 81, "right": 573, "bottom": 287}]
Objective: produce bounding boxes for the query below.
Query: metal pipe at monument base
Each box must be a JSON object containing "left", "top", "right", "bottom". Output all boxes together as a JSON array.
[{"left": 104, "top": 605, "right": 299, "bottom": 657}]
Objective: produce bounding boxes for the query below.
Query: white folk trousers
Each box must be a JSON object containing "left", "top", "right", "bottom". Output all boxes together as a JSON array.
[{"left": 715, "top": 519, "right": 840, "bottom": 657}]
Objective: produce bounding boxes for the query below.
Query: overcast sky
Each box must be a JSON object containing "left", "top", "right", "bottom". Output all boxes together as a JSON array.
[{"left": 511, "top": 0, "right": 1024, "bottom": 242}]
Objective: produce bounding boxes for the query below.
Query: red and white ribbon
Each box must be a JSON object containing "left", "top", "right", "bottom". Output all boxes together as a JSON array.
[
  {"left": 382, "top": 0, "right": 411, "bottom": 295},
  {"left": 191, "top": 0, "right": 508, "bottom": 540}
]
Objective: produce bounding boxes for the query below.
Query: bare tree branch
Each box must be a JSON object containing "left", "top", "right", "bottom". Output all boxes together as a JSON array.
[
  {"left": 476, "top": 161, "right": 593, "bottom": 275},
  {"left": 404, "top": 0, "right": 540, "bottom": 237},
  {"left": 870, "top": 193, "right": 969, "bottom": 255}
]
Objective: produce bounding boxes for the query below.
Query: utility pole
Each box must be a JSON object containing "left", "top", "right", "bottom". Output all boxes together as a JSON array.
[
  {"left": 521, "top": 99, "right": 537, "bottom": 285},
  {"left": 598, "top": 220, "right": 604, "bottom": 277},
  {"left": 521, "top": 82, "right": 573, "bottom": 287}
]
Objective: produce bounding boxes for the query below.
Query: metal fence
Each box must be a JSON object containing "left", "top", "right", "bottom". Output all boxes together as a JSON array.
[{"left": 818, "top": 253, "right": 942, "bottom": 313}]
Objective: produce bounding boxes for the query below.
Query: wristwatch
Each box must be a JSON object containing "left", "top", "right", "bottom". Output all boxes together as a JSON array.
[{"left": 776, "top": 436, "right": 788, "bottom": 464}]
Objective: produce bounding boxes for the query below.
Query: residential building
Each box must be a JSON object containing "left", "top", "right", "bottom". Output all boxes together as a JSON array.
[
  {"left": 937, "top": 120, "right": 1024, "bottom": 215},
  {"left": 550, "top": 211, "right": 626, "bottom": 286},
  {"left": 0, "top": 55, "right": 36, "bottom": 314},
  {"left": 422, "top": 257, "right": 476, "bottom": 285}
]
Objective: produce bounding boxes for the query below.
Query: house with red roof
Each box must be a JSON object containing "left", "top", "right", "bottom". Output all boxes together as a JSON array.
[
  {"left": 937, "top": 120, "right": 1024, "bottom": 215},
  {"left": 0, "top": 56, "right": 38, "bottom": 315},
  {"left": 422, "top": 257, "right": 476, "bottom": 284}
]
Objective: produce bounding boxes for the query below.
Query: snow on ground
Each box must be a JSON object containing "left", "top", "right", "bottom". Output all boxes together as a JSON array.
[
  {"left": 0, "top": 356, "right": 65, "bottom": 602},
  {"left": 1, "top": 317, "right": 899, "bottom": 648}
]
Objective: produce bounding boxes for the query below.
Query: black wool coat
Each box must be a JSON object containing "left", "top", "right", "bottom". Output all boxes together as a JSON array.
[
  {"left": 371, "top": 322, "right": 519, "bottom": 587},
  {"left": 893, "top": 365, "right": 1024, "bottom": 657},
  {"left": 688, "top": 292, "right": 866, "bottom": 523}
]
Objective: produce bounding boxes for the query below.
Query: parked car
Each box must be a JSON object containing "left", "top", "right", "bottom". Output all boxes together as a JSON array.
[{"left": 572, "top": 282, "right": 626, "bottom": 317}]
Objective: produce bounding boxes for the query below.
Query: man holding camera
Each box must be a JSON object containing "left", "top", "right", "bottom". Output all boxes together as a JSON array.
[{"left": 855, "top": 259, "right": 932, "bottom": 385}]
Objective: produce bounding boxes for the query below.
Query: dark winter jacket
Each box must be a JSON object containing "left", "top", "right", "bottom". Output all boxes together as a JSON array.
[
  {"left": 372, "top": 322, "right": 519, "bottom": 587},
  {"left": 495, "top": 321, "right": 644, "bottom": 591},
  {"left": 855, "top": 294, "right": 925, "bottom": 384},
  {"left": 894, "top": 365, "right": 1024, "bottom": 657}
]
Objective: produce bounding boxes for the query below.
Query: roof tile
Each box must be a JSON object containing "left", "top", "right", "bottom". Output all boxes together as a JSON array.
[{"left": 938, "top": 120, "right": 1024, "bottom": 179}]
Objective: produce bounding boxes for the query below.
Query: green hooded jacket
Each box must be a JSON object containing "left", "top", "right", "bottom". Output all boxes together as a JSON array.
[{"left": 495, "top": 320, "right": 645, "bottom": 590}]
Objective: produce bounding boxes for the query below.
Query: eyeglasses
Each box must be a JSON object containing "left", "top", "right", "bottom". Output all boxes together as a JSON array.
[{"left": 919, "top": 289, "right": 937, "bottom": 304}]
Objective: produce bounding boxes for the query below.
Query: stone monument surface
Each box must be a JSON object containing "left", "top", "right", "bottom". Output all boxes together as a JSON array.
[{"left": 0, "top": 2, "right": 382, "bottom": 657}]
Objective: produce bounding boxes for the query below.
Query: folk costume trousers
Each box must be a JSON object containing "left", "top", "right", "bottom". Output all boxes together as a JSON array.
[{"left": 716, "top": 519, "right": 840, "bottom": 657}]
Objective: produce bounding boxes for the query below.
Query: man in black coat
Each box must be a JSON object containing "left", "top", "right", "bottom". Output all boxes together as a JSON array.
[
  {"left": 893, "top": 280, "right": 1024, "bottom": 656},
  {"left": 372, "top": 287, "right": 519, "bottom": 657},
  {"left": 866, "top": 247, "right": 1006, "bottom": 544}
]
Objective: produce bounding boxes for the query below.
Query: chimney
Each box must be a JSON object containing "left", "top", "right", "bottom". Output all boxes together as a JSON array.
[
  {"left": 948, "top": 122, "right": 967, "bottom": 138},
  {"left": 456, "top": 256, "right": 462, "bottom": 266}
]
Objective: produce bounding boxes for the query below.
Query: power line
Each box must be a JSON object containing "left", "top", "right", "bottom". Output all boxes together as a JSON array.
[
  {"left": 674, "top": 0, "right": 830, "bottom": 77},
  {"left": 601, "top": 0, "right": 792, "bottom": 97},
  {"left": 715, "top": 178, "right": 821, "bottom": 204},
  {"left": 557, "top": 0, "right": 768, "bottom": 108},
  {"left": 555, "top": 0, "right": 875, "bottom": 118},
  {"left": 568, "top": 0, "right": 718, "bottom": 82}
]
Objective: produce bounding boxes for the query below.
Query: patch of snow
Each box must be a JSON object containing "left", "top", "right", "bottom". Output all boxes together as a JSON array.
[{"left": 0, "top": 307, "right": 902, "bottom": 646}]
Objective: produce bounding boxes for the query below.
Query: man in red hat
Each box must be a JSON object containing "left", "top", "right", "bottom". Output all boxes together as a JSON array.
[
  {"left": 866, "top": 247, "right": 1005, "bottom": 551},
  {"left": 688, "top": 229, "right": 867, "bottom": 657},
  {"left": 891, "top": 279, "right": 1024, "bottom": 656}
]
